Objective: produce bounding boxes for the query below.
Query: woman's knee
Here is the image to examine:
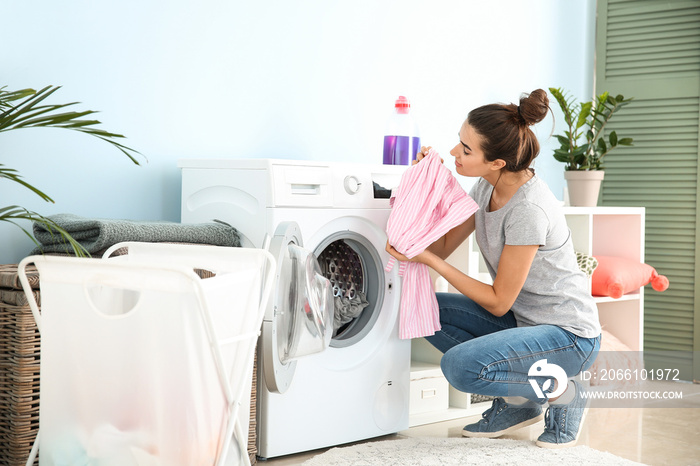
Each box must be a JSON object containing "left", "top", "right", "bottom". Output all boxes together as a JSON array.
[{"left": 440, "top": 345, "right": 480, "bottom": 391}]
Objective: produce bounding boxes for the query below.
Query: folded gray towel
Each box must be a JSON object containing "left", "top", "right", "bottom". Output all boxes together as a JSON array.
[{"left": 32, "top": 213, "right": 241, "bottom": 254}]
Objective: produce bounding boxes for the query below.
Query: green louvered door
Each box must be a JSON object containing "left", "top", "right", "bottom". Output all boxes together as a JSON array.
[{"left": 596, "top": 0, "right": 700, "bottom": 381}]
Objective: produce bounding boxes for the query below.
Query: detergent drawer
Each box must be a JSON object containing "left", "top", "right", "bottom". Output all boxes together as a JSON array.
[{"left": 271, "top": 165, "right": 332, "bottom": 207}]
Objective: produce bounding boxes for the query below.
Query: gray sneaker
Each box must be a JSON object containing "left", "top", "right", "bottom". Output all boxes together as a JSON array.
[
  {"left": 536, "top": 380, "right": 589, "bottom": 448},
  {"left": 462, "top": 397, "right": 544, "bottom": 438}
]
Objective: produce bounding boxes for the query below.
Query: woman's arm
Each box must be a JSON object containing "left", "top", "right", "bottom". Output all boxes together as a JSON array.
[
  {"left": 425, "top": 215, "right": 476, "bottom": 260},
  {"left": 390, "top": 242, "right": 538, "bottom": 317}
]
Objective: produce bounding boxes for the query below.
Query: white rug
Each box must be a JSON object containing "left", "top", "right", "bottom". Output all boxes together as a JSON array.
[{"left": 302, "top": 437, "right": 646, "bottom": 465}]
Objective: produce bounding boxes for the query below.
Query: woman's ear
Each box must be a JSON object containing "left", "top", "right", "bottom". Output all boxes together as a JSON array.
[{"left": 490, "top": 159, "right": 507, "bottom": 171}]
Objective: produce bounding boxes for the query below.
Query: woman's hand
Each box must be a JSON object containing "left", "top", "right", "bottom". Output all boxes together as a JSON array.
[
  {"left": 412, "top": 146, "right": 432, "bottom": 165},
  {"left": 413, "top": 145, "right": 442, "bottom": 165},
  {"left": 386, "top": 241, "right": 410, "bottom": 261},
  {"left": 385, "top": 241, "right": 433, "bottom": 265}
]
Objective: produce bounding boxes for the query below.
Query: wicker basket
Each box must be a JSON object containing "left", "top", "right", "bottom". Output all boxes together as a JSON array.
[
  {"left": 249, "top": 351, "right": 258, "bottom": 464},
  {"left": 0, "top": 263, "right": 258, "bottom": 464},
  {"left": 0, "top": 264, "right": 41, "bottom": 466}
]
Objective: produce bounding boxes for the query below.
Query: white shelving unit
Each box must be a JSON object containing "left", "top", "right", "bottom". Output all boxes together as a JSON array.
[
  {"left": 562, "top": 206, "right": 645, "bottom": 352},
  {"left": 409, "top": 206, "right": 645, "bottom": 427}
]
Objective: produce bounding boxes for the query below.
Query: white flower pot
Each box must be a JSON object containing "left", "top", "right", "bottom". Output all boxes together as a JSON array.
[{"left": 565, "top": 170, "right": 605, "bottom": 207}]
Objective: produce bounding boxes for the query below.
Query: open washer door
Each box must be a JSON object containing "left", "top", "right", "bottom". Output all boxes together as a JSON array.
[{"left": 263, "top": 221, "right": 334, "bottom": 393}]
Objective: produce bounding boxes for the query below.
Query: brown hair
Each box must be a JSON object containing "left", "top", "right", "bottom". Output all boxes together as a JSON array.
[{"left": 467, "top": 89, "right": 550, "bottom": 172}]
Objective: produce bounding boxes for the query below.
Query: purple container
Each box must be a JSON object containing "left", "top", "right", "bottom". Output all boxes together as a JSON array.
[{"left": 383, "top": 135, "right": 421, "bottom": 165}]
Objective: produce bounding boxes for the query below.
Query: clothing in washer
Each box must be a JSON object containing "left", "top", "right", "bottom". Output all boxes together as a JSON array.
[
  {"left": 318, "top": 240, "right": 371, "bottom": 333},
  {"left": 333, "top": 292, "right": 369, "bottom": 332},
  {"left": 385, "top": 150, "right": 479, "bottom": 339}
]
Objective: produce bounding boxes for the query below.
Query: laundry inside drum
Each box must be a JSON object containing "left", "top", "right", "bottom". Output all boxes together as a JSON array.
[{"left": 318, "top": 239, "right": 370, "bottom": 337}]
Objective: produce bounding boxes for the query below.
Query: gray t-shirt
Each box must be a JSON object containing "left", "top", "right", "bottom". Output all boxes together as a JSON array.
[{"left": 469, "top": 174, "right": 601, "bottom": 338}]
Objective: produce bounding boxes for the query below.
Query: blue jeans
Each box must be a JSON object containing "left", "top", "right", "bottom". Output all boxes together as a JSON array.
[{"left": 425, "top": 293, "right": 601, "bottom": 403}]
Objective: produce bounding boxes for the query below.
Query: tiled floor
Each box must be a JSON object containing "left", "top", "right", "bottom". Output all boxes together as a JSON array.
[{"left": 259, "top": 380, "right": 700, "bottom": 465}]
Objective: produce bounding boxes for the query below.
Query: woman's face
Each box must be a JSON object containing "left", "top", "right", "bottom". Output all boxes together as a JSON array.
[{"left": 450, "top": 123, "right": 494, "bottom": 178}]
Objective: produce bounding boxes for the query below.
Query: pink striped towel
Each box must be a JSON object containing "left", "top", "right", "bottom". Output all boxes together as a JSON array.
[{"left": 385, "top": 149, "right": 479, "bottom": 339}]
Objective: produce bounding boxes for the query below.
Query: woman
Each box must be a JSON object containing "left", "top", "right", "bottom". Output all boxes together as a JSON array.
[{"left": 386, "top": 89, "right": 601, "bottom": 449}]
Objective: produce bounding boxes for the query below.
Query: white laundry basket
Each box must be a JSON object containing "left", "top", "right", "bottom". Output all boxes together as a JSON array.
[{"left": 18, "top": 243, "right": 275, "bottom": 466}]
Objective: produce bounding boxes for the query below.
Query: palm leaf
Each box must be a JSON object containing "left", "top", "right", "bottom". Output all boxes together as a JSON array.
[
  {"left": 1, "top": 85, "right": 143, "bottom": 255},
  {"left": 0, "top": 205, "right": 89, "bottom": 257},
  {"left": 0, "top": 87, "right": 36, "bottom": 109},
  {"left": 0, "top": 85, "right": 143, "bottom": 165},
  {"left": 0, "top": 164, "right": 54, "bottom": 202}
]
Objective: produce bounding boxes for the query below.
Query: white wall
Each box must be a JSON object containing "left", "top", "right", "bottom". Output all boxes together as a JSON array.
[{"left": 1, "top": 0, "right": 595, "bottom": 263}]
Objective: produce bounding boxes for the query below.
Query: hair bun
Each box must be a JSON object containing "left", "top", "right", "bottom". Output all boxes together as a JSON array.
[{"left": 518, "top": 89, "right": 549, "bottom": 126}]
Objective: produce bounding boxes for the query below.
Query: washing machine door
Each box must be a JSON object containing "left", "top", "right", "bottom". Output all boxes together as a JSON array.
[{"left": 263, "top": 221, "right": 334, "bottom": 393}]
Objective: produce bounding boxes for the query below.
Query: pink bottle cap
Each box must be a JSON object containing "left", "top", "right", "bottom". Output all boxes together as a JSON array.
[{"left": 395, "top": 96, "right": 410, "bottom": 114}]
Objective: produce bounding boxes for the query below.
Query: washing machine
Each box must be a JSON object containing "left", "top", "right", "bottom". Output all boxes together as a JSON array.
[{"left": 178, "top": 158, "right": 411, "bottom": 459}]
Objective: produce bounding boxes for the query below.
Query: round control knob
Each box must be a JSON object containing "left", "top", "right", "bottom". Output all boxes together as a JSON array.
[{"left": 343, "top": 175, "right": 361, "bottom": 194}]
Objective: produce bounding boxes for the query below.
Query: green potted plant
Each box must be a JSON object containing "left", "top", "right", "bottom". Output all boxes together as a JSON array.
[
  {"left": 549, "top": 87, "right": 634, "bottom": 206},
  {"left": 1, "top": 85, "right": 142, "bottom": 257}
]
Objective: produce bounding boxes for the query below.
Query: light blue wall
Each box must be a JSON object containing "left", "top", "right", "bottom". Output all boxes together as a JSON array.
[{"left": 1, "top": 0, "right": 595, "bottom": 263}]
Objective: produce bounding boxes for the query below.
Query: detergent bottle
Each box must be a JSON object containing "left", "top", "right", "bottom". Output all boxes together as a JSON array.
[{"left": 383, "top": 96, "right": 420, "bottom": 165}]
